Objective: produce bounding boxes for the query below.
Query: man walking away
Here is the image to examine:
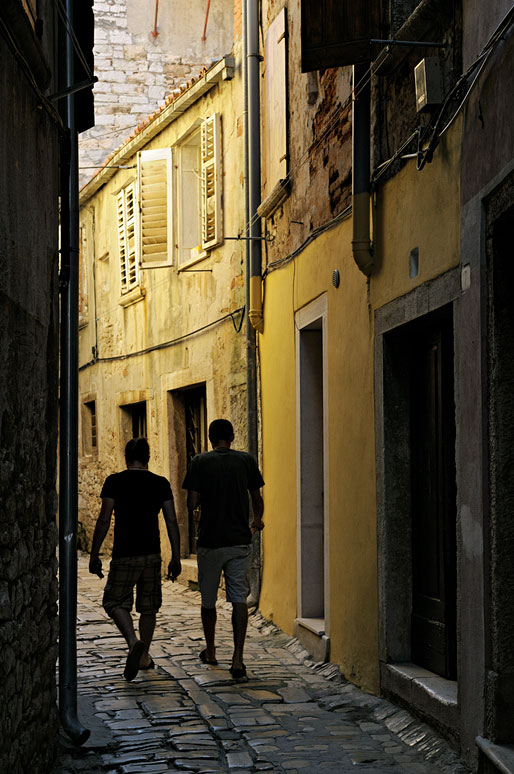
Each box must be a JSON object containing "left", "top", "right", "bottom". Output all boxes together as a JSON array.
[
  {"left": 182, "top": 419, "right": 264, "bottom": 679},
  {"left": 89, "top": 437, "right": 181, "bottom": 681}
]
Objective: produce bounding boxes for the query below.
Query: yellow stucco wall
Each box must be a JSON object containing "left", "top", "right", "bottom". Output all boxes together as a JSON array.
[{"left": 258, "top": 118, "right": 462, "bottom": 694}]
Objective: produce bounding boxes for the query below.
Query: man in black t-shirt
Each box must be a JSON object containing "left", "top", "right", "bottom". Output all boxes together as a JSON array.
[
  {"left": 183, "top": 419, "right": 264, "bottom": 680},
  {"left": 89, "top": 437, "right": 181, "bottom": 681}
]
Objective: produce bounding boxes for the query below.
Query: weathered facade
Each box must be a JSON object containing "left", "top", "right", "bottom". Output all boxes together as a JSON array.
[
  {"left": 79, "top": 0, "right": 235, "bottom": 186},
  {"left": 0, "top": 1, "right": 61, "bottom": 770},
  {"left": 255, "top": 0, "right": 514, "bottom": 771},
  {"left": 77, "top": 48, "right": 247, "bottom": 573}
]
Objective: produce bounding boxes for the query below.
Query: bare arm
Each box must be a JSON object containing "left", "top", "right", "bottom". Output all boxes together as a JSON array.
[
  {"left": 162, "top": 499, "right": 182, "bottom": 581},
  {"left": 89, "top": 497, "right": 115, "bottom": 578},
  {"left": 186, "top": 490, "right": 200, "bottom": 511},
  {"left": 250, "top": 489, "right": 264, "bottom": 533}
]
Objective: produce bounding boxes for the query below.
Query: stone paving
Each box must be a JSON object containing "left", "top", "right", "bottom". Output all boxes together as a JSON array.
[{"left": 52, "top": 555, "right": 470, "bottom": 774}]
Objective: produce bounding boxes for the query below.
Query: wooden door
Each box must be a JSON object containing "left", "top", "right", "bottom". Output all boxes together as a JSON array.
[{"left": 410, "top": 311, "right": 457, "bottom": 679}]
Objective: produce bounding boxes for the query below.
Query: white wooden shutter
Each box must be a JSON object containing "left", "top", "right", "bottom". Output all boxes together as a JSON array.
[
  {"left": 117, "top": 182, "right": 137, "bottom": 294},
  {"left": 138, "top": 148, "right": 173, "bottom": 269},
  {"left": 264, "top": 8, "right": 288, "bottom": 197},
  {"left": 201, "top": 114, "right": 222, "bottom": 250}
]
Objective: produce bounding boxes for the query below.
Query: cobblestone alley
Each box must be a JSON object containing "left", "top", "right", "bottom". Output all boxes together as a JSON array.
[{"left": 52, "top": 555, "right": 470, "bottom": 774}]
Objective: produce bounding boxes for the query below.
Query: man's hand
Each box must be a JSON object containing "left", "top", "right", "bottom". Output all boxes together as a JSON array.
[
  {"left": 89, "top": 556, "right": 104, "bottom": 579},
  {"left": 251, "top": 518, "right": 264, "bottom": 534},
  {"left": 167, "top": 556, "right": 182, "bottom": 582}
]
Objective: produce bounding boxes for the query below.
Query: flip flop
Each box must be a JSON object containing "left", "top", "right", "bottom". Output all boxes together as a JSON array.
[
  {"left": 229, "top": 664, "right": 247, "bottom": 680},
  {"left": 139, "top": 657, "right": 155, "bottom": 671},
  {"left": 124, "top": 641, "right": 145, "bottom": 681},
  {"left": 199, "top": 649, "right": 218, "bottom": 666}
]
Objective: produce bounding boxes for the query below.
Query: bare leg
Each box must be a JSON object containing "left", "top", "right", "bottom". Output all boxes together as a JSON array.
[
  {"left": 201, "top": 606, "right": 217, "bottom": 662},
  {"left": 231, "top": 602, "right": 248, "bottom": 672},
  {"left": 111, "top": 608, "right": 139, "bottom": 650},
  {"left": 139, "top": 613, "right": 156, "bottom": 667}
]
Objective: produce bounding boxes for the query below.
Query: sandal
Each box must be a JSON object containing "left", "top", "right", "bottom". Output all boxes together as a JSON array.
[
  {"left": 139, "top": 657, "right": 155, "bottom": 670},
  {"left": 199, "top": 649, "right": 218, "bottom": 666}
]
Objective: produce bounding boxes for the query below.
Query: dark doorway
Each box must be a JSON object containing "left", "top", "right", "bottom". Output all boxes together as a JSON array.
[
  {"left": 409, "top": 309, "right": 457, "bottom": 679},
  {"left": 184, "top": 386, "right": 207, "bottom": 554}
]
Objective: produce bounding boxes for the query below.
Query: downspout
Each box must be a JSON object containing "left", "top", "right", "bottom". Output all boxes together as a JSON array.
[
  {"left": 58, "top": 0, "right": 90, "bottom": 745},
  {"left": 244, "top": 0, "right": 261, "bottom": 606},
  {"left": 352, "top": 63, "right": 374, "bottom": 276},
  {"left": 247, "top": 0, "right": 264, "bottom": 333}
]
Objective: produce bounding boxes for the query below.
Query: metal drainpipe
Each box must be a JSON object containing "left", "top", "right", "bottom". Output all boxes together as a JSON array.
[
  {"left": 352, "top": 63, "right": 374, "bottom": 276},
  {"left": 58, "top": 0, "right": 90, "bottom": 745},
  {"left": 247, "top": 0, "right": 264, "bottom": 333},
  {"left": 245, "top": 0, "right": 262, "bottom": 606}
]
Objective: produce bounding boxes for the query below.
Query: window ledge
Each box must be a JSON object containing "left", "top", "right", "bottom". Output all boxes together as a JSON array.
[
  {"left": 178, "top": 250, "right": 210, "bottom": 272},
  {"left": 476, "top": 736, "right": 514, "bottom": 773},
  {"left": 381, "top": 662, "right": 458, "bottom": 733},
  {"left": 119, "top": 286, "right": 146, "bottom": 308},
  {"left": 258, "top": 178, "right": 291, "bottom": 219}
]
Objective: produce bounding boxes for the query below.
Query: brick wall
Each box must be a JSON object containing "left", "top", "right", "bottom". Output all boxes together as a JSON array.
[{"left": 79, "top": 0, "right": 235, "bottom": 187}]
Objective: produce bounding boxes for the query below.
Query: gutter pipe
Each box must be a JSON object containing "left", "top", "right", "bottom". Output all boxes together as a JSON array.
[
  {"left": 247, "top": 0, "right": 264, "bottom": 333},
  {"left": 352, "top": 63, "right": 374, "bottom": 276},
  {"left": 244, "top": 0, "right": 261, "bottom": 606},
  {"left": 58, "top": 0, "right": 90, "bottom": 745}
]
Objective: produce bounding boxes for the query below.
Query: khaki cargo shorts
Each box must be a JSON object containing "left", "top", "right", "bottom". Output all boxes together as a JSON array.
[
  {"left": 197, "top": 544, "right": 251, "bottom": 609},
  {"left": 102, "top": 553, "right": 162, "bottom": 617}
]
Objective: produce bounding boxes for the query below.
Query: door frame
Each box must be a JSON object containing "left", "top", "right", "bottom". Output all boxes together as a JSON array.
[{"left": 295, "top": 293, "right": 330, "bottom": 636}]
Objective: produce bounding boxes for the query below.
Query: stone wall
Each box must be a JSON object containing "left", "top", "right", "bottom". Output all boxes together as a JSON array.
[
  {"left": 0, "top": 2, "right": 61, "bottom": 770},
  {"left": 79, "top": 0, "right": 235, "bottom": 187}
]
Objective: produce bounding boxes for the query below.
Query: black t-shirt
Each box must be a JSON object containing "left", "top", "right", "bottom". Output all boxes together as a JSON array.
[
  {"left": 182, "top": 448, "right": 264, "bottom": 549},
  {"left": 100, "top": 469, "right": 173, "bottom": 559}
]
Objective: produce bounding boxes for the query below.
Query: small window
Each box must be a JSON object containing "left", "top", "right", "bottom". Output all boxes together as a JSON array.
[
  {"left": 120, "top": 401, "right": 147, "bottom": 448},
  {"left": 117, "top": 182, "right": 138, "bottom": 294},
  {"left": 82, "top": 400, "right": 98, "bottom": 455}
]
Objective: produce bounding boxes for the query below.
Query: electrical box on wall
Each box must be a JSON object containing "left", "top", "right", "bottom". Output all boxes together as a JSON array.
[{"left": 414, "top": 57, "right": 443, "bottom": 112}]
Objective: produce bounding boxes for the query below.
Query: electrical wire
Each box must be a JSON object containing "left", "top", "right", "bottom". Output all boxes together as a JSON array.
[
  {"left": 79, "top": 306, "right": 245, "bottom": 371},
  {"left": 238, "top": 65, "right": 372, "bottom": 243}
]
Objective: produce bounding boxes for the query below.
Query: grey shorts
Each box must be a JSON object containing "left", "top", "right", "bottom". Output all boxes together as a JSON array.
[
  {"left": 102, "top": 553, "right": 162, "bottom": 617},
  {"left": 197, "top": 544, "right": 251, "bottom": 609}
]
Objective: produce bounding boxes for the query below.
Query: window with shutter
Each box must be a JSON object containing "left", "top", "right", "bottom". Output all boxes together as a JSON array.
[
  {"left": 177, "top": 130, "right": 202, "bottom": 267},
  {"left": 138, "top": 149, "right": 173, "bottom": 269},
  {"left": 263, "top": 9, "right": 288, "bottom": 200},
  {"left": 201, "top": 114, "right": 222, "bottom": 250},
  {"left": 117, "top": 182, "right": 138, "bottom": 294},
  {"left": 301, "top": 0, "right": 381, "bottom": 71}
]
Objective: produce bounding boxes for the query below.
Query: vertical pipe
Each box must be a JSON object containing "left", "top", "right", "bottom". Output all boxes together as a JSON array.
[
  {"left": 247, "top": 0, "right": 264, "bottom": 333},
  {"left": 245, "top": 0, "right": 261, "bottom": 605},
  {"left": 352, "top": 63, "right": 374, "bottom": 276},
  {"left": 59, "top": 0, "right": 90, "bottom": 745}
]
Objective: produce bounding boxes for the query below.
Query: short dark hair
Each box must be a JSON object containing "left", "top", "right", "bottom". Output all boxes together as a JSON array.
[
  {"left": 125, "top": 437, "right": 150, "bottom": 465},
  {"left": 208, "top": 419, "right": 234, "bottom": 445}
]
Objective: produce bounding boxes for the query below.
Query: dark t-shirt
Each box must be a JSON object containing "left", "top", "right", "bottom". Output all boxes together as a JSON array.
[
  {"left": 100, "top": 469, "right": 173, "bottom": 559},
  {"left": 182, "top": 448, "right": 264, "bottom": 549}
]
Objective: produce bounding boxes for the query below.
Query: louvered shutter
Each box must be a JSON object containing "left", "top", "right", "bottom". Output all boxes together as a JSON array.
[
  {"left": 201, "top": 114, "right": 222, "bottom": 250},
  {"left": 301, "top": 0, "right": 381, "bottom": 71},
  {"left": 138, "top": 148, "right": 173, "bottom": 269},
  {"left": 117, "top": 182, "right": 137, "bottom": 294}
]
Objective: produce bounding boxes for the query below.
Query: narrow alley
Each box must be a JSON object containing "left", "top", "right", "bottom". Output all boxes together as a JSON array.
[{"left": 53, "top": 555, "right": 469, "bottom": 774}]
